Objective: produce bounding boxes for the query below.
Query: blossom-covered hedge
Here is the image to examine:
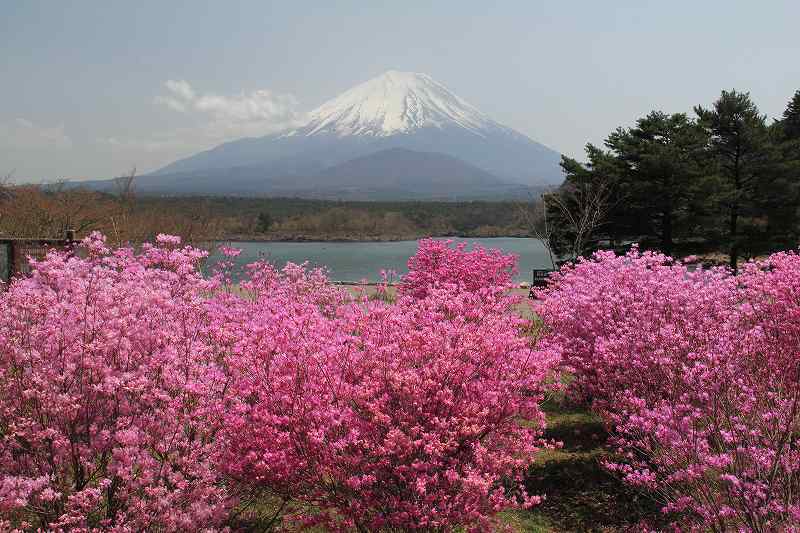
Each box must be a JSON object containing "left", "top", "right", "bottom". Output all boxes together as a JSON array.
[
  {"left": 536, "top": 248, "right": 800, "bottom": 531},
  {"left": 0, "top": 234, "right": 232, "bottom": 531},
  {"left": 0, "top": 236, "right": 553, "bottom": 532}
]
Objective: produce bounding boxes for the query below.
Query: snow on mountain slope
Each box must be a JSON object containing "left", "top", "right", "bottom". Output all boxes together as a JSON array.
[{"left": 291, "top": 70, "right": 502, "bottom": 137}]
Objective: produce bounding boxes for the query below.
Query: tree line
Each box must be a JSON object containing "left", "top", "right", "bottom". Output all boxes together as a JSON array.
[
  {"left": 0, "top": 175, "right": 220, "bottom": 246},
  {"left": 0, "top": 177, "right": 532, "bottom": 243},
  {"left": 543, "top": 89, "right": 800, "bottom": 270}
]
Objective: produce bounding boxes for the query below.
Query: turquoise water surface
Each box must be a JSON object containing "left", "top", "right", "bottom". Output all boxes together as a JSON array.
[{"left": 208, "top": 237, "right": 552, "bottom": 283}]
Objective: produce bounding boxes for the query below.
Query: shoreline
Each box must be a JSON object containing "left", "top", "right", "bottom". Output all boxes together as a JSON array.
[
  {"left": 217, "top": 233, "right": 538, "bottom": 244},
  {"left": 331, "top": 280, "right": 533, "bottom": 289}
]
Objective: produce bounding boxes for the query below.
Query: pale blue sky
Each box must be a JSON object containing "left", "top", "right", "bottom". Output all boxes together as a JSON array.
[{"left": 2, "top": 1, "right": 798, "bottom": 181}]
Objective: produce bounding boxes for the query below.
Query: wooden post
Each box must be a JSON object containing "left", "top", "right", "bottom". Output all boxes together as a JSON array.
[
  {"left": 65, "top": 229, "right": 75, "bottom": 242},
  {"left": 7, "top": 241, "right": 16, "bottom": 282},
  {"left": 0, "top": 242, "right": 9, "bottom": 283}
]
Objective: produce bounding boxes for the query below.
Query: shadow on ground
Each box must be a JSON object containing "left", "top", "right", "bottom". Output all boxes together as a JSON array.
[{"left": 507, "top": 400, "right": 668, "bottom": 532}]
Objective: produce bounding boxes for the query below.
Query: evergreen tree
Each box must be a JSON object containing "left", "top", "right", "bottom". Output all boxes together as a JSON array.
[
  {"left": 256, "top": 211, "right": 273, "bottom": 232},
  {"left": 605, "top": 112, "right": 709, "bottom": 255},
  {"left": 695, "top": 90, "right": 774, "bottom": 271},
  {"left": 544, "top": 90, "right": 796, "bottom": 266},
  {"left": 782, "top": 90, "right": 800, "bottom": 141},
  {"left": 766, "top": 90, "right": 800, "bottom": 249}
]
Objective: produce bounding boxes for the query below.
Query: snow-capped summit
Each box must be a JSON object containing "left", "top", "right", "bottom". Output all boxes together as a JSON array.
[{"left": 292, "top": 70, "right": 502, "bottom": 137}]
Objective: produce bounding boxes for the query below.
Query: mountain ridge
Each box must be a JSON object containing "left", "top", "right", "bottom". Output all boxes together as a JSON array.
[{"left": 76, "top": 147, "right": 546, "bottom": 200}]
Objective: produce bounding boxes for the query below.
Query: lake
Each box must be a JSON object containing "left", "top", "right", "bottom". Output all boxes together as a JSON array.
[{"left": 208, "top": 238, "right": 552, "bottom": 283}]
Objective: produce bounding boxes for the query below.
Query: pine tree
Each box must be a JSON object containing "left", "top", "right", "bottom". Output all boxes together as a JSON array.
[
  {"left": 256, "top": 211, "right": 273, "bottom": 233},
  {"left": 695, "top": 90, "right": 773, "bottom": 271},
  {"left": 782, "top": 90, "right": 800, "bottom": 140},
  {"left": 766, "top": 90, "right": 800, "bottom": 249},
  {"left": 605, "top": 112, "right": 709, "bottom": 256}
]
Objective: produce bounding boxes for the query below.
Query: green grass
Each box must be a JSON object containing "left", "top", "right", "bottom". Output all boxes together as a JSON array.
[{"left": 504, "top": 400, "right": 666, "bottom": 532}]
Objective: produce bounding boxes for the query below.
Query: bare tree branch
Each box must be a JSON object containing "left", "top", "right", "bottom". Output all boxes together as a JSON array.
[
  {"left": 545, "top": 175, "right": 618, "bottom": 262},
  {"left": 114, "top": 166, "right": 137, "bottom": 204},
  {"left": 517, "top": 194, "right": 558, "bottom": 269}
]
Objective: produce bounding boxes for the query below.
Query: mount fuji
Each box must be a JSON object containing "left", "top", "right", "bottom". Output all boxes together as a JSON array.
[{"left": 99, "top": 71, "right": 564, "bottom": 198}]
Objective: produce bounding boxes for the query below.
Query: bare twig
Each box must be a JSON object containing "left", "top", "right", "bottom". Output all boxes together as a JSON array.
[{"left": 545, "top": 175, "right": 617, "bottom": 261}]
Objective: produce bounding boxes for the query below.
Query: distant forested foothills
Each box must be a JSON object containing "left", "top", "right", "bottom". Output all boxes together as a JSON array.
[
  {"left": 541, "top": 89, "right": 800, "bottom": 270},
  {"left": 136, "top": 196, "right": 536, "bottom": 240},
  {"left": 0, "top": 180, "right": 533, "bottom": 243}
]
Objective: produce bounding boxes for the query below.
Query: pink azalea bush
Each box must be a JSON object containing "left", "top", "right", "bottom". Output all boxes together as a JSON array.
[
  {"left": 535, "top": 247, "right": 800, "bottom": 531},
  {"left": 400, "top": 238, "right": 517, "bottom": 299},
  {"left": 0, "top": 233, "right": 233, "bottom": 531},
  {"left": 218, "top": 244, "right": 555, "bottom": 531},
  {"left": 534, "top": 248, "right": 737, "bottom": 411},
  {"left": 0, "top": 235, "right": 554, "bottom": 531}
]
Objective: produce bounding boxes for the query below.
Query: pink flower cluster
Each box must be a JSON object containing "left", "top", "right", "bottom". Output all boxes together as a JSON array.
[
  {"left": 400, "top": 238, "right": 517, "bottom": 299},
  {"left": 535, "top": 247, "right": 800, "bottom": 530},
  {"left": 0, "top": 233, "right": 232, "bottom": 531},
  {"left": 0, "top": 236, "right": 554, "bottom": 531}
]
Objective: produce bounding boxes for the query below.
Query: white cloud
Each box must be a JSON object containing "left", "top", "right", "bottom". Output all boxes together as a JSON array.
[
  {"left": 0, "top": 118, "right": 72, "bottom": 149},
  {"left": 155, "top": 79, "right": 301, "bottom": 126},
  {"left": 91, "top": 80, "right": 305, "bottom": 174},
  {"left": 1, "top": 82, "right": 303, "bottom": 180},
  {"left": 165, "top": 79, "right": 195, "bottom": 101}
]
